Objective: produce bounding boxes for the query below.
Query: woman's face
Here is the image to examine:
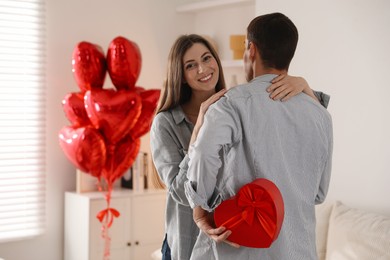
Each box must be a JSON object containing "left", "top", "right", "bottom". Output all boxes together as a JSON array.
[{"left": 182, "top": 43, "right": 219, "bottom": 95}]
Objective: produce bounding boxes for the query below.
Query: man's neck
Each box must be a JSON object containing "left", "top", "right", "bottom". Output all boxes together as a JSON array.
[
  {"left": 251, "top": 55, "right": 287, "bottom": 77},
  {"left": 254, "top": 67, "right": 287, "bottom": 78}
]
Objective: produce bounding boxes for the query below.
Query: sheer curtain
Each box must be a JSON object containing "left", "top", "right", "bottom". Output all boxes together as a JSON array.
[{"left": 0, "top": 0, "right": 46, "bottom": 242}]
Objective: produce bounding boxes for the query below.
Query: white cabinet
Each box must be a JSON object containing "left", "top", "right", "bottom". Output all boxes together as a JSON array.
[{"left": 64, "top": 189, "right": 166, "bottom": 260}]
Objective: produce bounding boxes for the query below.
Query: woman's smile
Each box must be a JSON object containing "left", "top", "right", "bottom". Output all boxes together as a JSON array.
[{"left": 198, "top": 73, "right": 213, "bottom": 83}]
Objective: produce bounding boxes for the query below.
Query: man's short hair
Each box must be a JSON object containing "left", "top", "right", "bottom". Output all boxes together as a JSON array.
[{"left": 247, "top": 12, "right": 298, "bottom": 70}]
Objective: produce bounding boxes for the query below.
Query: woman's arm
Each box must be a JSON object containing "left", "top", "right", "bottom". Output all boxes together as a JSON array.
[{"left": 189, "top": 89, "right": 227, "bottom": 148}]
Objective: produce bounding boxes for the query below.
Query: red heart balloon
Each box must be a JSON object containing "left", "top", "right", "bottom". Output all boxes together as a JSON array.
[
  {"left": 62, "top": 92, "right": 91, "bottom": 127},
  {"left": 72, "top": 42, "right": 107, "bottom": 92},
  {"left": 84, "top": 89, "right": 142, "bottom": 145},
  {"left": 107, "top": 36, "right": 142, "bottom": 90},
  {"left": 103, "top": 136, "right": 141, "bottom": 184},
  {"left": 214, "top": 178, "right": 284, "bottom": 248},
  {"left": 130, "top": 88, "right": 161, "bottom": 139},
  {"left": 58, "top": 126, "right": 106, "bottom": 178}
]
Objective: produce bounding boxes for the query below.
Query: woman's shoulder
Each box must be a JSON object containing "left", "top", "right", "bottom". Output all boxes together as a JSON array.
[
  {"left": 152, "top": 110, "right": 172, "bottom": 126},
  {"left": 151, "top": 107, "right": 187, "bottom": 141},
  {"left": 152, "top": 108, "right": 182, "bottom": 129},
  {"left": 154, "top": 106, "right": 185, "bottom": 125}
]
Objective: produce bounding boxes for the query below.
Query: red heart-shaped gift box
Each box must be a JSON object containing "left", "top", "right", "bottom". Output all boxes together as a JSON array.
[{"left": 214, "top": 178, "right": 284, "bottom": 248}]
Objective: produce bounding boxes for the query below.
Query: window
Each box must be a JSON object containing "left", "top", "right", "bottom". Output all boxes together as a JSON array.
[{"left": 0, "top": 0, "right": 46, "bottom": 242}]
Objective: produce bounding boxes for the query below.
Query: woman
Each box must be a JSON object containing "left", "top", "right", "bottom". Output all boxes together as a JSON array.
[{"left": 150, "top": 34, "right": 329, "bottom": 260}]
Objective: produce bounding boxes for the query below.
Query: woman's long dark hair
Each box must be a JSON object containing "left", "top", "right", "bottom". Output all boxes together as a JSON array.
[{"left": 151, "top": 34, "right": 226, "bottom": 189}]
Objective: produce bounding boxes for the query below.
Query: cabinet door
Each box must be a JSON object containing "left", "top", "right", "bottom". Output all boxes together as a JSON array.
[
  {"left": 90, "top": 197, "right": 131, "bottom": 260},
  {"left": 90, "top": 248, "right": 130, "bottom": 260},
  {"left": 133, "top": 243, "right": 163, "bottom": 260},
  {"left": 131, "top": 193, "right": 166, "bottom": 258}
]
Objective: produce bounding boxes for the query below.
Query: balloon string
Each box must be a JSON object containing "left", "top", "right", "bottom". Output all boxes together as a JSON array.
[
  {"left": 107, "top": 145, "right": 115, "bottom": 184},
  {"left": 96, "top": 150, "right": 122, "bottom": 259},
  {"left": 104, "top": 181, "right": 112, "bottom": 259},
  {"left": 96, "top": 177, "right": 104, "bottom": 192},
  {"left": 96, "top": 176, "right": 116, "bottom": 260},
  {"left": 102, "top": 216, "right": 111, "bottom": 260}
]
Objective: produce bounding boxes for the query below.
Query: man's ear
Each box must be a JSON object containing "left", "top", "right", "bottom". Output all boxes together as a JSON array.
[{"left": 249, "top": 42, "right": 256, "bottom": 61}]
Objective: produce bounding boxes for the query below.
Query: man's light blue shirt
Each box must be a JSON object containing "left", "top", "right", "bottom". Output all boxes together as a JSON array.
[{"left": 185, "top": 74, "right": 333, "bottom": 260}]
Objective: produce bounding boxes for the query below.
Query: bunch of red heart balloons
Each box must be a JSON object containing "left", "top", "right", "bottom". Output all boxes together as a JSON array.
[{"left": 58, "top": 36, "right": 160, "bottom": 191}]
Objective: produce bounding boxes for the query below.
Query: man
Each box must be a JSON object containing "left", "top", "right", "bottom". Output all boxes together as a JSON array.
[{"left": 184, "top": 12, "right": 333, "bottom": 259}]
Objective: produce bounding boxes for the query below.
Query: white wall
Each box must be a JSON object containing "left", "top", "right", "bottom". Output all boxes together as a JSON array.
[
  {"left": 256, "top": 0, "right": 390, "bottom": 215},
  {"left": 1, "top": 1, "right": 389, "bottom": 259},
  {"left": 0, "top": 1, "right": 192, "bottom": 260},
  {"left": 193, "top": 4, "right": 255, "bottom": 86}
]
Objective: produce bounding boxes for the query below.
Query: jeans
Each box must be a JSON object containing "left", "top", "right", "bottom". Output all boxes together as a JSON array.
[{"left": 161, "top": 233, "right": 171, "bottom": 260}]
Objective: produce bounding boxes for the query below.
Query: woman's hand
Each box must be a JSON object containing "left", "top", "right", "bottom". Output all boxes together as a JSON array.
[
  {"left": 267, "top": 74, "right": 319, "bottom": 102},
  {"left": 189, "top": 89, "right": 227, "bottom": 146}
]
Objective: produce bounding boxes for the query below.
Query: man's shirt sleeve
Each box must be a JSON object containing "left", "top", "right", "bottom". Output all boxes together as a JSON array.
[{"left": 185, "top": 97, "right": 241, "bottom": 211}]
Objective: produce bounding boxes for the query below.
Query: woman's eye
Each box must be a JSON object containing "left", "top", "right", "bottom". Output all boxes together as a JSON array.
[
  {"left": 185, "top": 63, "right": 197, "bottom": 70},
  {"left": 203, "top": 55, "right": 213, "bottom": 62}
]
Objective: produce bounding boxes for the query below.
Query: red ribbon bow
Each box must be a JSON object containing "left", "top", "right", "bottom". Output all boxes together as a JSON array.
[
  {"left": 219, "top": 185, "right": 277, "bottom": 240},
  {"left": 96, "top": 207, "right": 120, "bottom": 228}
]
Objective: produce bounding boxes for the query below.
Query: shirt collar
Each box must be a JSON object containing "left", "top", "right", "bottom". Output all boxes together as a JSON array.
[
  {"left": 250, "top": 74, "right": 279, "bottom": 85},
  {"left": 171, "top": 105, "right": 187, "bottom": 125}
]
